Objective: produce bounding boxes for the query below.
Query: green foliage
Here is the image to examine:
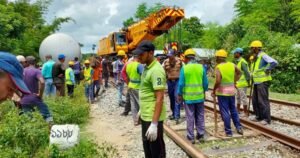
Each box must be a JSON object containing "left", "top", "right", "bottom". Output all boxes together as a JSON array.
[
  {"left": 49, "top": 141, "right": 117, "bottom": 158},
  {"left": 201, "top": 0, "right": 300, "bottom": 93},
  {"left": 200, "top": 23, "right": 223, "bottom": 49},
  {"left": 45, "top": 86, "right": 89, "bottom": 125},
  {"left": 0, "top": 86, "right": 116, "bottom": 157},
  {"left": 134, "top": 2, "right": 148, "bottom": 20},
  {"left": 181, "top": 17, "right": 204, "bottom": 47},
  {"left": 122, "top": 2, "right": 164, "bottom": 27},
  {"left": 0, "top": 104, "right": 49, "bottom": 158},
  {"left": 0, "top": 0, "right": 71, "bottom": 57},
  {"left": 291, "top": 0, "right": 300, "bottom": 24},
  {"left": 123, "top": 17, "right": 135, "bottom": 27}
]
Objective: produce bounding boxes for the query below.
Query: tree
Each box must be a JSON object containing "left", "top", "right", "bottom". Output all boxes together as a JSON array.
[
  {"left": 123, "top": 17, "right": 134, "bottom": 27},
  {"left": 134, "top": 2, "right": 148, "bottom": 20},
  {"left": 0, "top": 0, "right": 71, "bottom": 57},
  {"left": 123, "top": 3, "right": 164, "bottom": 27}
]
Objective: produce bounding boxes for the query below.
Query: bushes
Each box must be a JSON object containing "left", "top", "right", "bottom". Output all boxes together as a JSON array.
[
  {"left": 0, "top": 104, "right": 49, "bottom": 158},
  {"left": 45, "top": 85, "right": 89, "bottom": 125},
  {"left": 49, "top": 140, "right": 117, "bottom": 158},
  {"left": 0, "top": 86, "right": 117, "bottom": 157}
]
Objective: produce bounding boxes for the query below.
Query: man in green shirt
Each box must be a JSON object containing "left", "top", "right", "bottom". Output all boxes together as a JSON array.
[{"left": 134, "top": 40, "right": 166, "bottom": 158}]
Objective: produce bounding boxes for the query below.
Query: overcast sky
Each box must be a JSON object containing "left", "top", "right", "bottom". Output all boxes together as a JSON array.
[{"left": 45, "top": 0, "right": 237, "bottom": 53}]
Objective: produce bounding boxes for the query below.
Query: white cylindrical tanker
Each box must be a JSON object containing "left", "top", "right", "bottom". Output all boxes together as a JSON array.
[{"left": 39, "top": 33, "right": 81, "bottom": 63}]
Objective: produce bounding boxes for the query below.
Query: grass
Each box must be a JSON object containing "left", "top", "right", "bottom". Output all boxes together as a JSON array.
[
  {"left": 0, "top": 85, "right": 117, "bottom": 158},
  {"left": 208, "top": 77, "right": 300, "bottom": 103},
  {"left": 197, "top": 137, "right": 247, "bottom": 150}
]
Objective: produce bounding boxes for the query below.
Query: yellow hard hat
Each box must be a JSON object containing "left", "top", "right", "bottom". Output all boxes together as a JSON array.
[
  {"left": 249, "top": 55, "right": 254, "bottom": 61},
  {"left": 184, "top": 48, "right": 196, "bottom": 56},
  {"left": 215, "top": 49, "right": 228, "bottom": 58},
  {"left": 172, "top": 45, "right": 177, "bottom": 51},
  {"left": 117, "top": 50, "right": 126, "bottom": 56},
  {"left": 84, "top": 60, "right": 90, "bottom": 64},
  {"left": 68, "top": 61, "right": 75, "bottom": 65},
  {"left": 250, "top": 40, "right": 263, "bottom": 48}
]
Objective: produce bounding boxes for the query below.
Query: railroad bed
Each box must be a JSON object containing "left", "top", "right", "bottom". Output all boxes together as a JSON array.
[{"left": 108, "top": 80, "right": 300, "bottom": 157}]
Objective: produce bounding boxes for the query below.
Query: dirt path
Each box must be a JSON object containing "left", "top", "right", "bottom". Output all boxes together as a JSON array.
[{"left": 84, "top": 86, "right": 188, "bottom": 158}]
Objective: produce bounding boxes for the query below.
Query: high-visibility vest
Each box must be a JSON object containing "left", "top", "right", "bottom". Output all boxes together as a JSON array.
[
  {"left": 251, "top": 52, "right": 272, "bottom": 83},
  {"left": 65, "top": 67, "right": 73, "bottom": 85},
  {"left": 216, "top": 62, "right": 235, "bottom": 96},
  {"left": 84, "top": 67, "right": 92, "bottom": 84},
  {"left": 183, "top": 63, "right": 204, "bottom": 101},
  {"left": 236, "top": 58, "right": 249, "bottom": 88},
  {"left": 126, "top": 61, "right": 141, "bottom": 89}
]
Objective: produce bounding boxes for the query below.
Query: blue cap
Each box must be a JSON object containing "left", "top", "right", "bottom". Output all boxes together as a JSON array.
[
  {"left": 133, "top": 40, "right": 155, "bottom": 55},
  {"left": 167, "top": 49, "right": 175, "bottom": 57},
  {"left": 0, "top": 51, "right": 31, "bottom": 94},
  {"left": 58, "top": 54, "right": 65, "bottom": 59},
  {"left": 233, "top": 48, "right": 243, "bottom": 54}
]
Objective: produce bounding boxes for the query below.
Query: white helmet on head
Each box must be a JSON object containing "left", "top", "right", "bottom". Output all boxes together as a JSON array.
[{"left": 16, "top": 55, "right": 26, "bottom": 62}]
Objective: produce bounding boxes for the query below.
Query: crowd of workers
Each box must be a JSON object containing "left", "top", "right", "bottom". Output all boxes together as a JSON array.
[
  {"left": 0, "top": 39, "right": 277, "bottom": 158},
  {"left": 115, "top": 39, "right": 277, "bottom": 157}
]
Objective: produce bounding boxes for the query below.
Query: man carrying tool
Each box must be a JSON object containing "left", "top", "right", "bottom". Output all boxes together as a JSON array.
[
  {"left": 177, "top": 48, "right": 208, "bottom": 144},
  {"left": 83, "top": 60, "right": 94, "bottom": 103},
  {"left": 52, "top": 54, "right": 66, "bottom": 96},
  {"left": 134, "top": 40, "right": 166, "bottom": 158},
  {"left": 232, "top": 48, "right": 250, "bottom": 116},
  {"left": 163, "top": 49, "right": 183, "bottom": 124},
  {"left": 65, "top": 61, "right": 75, "bottom": 97},
  {"left": 249, "top": 40, "right": 278, "bottom": 125},
  {"left": 211, "top": 49, "right": 243, "bottom": 137},
  {"left": 0, "top": 52, "right": 53, "bottom": 123}
]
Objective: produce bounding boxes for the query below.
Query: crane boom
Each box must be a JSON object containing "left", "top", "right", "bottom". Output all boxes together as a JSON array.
[{"left": 98, "top": 7, "right": 184, "bottom": 56}]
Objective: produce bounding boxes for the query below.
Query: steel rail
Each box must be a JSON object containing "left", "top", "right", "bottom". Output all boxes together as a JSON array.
[
  {"left": 205, "top": 105, "right": 300, "bottom": 150},
  {"left": 205, "top": 99, "right": 300, "bottom": 126},
  {"left": 207, "top": 88, "right": 300, "bottom": 107},
  {"left": 164, "top": 124, "right": 208, "bottom": 158},
  {"left": 111, "top": 80, "right": 207, "bottom": 157}
]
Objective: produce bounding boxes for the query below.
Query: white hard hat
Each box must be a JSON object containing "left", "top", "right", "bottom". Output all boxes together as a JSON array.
[{"left": 16, "top": 55, "right": 26, "bottom": 62}]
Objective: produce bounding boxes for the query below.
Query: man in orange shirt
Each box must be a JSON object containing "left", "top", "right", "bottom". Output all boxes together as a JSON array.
[{"left": 92, "top": 58, "right": 102, "bottom": 99}]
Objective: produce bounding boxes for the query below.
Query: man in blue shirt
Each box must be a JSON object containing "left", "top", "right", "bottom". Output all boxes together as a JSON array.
[
  {"left": 177, "top": 49, "right": 208, "bottom": 144},
  {"left": 42, "top": 55, "right": 56, "bottom": 97}
]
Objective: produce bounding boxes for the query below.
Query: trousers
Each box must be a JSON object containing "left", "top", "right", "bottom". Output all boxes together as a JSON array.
[
  {"left": 141, "top": 120, "right": 166, "bottom": 158},
  {"left": 252, "top": 82, "right": 271, "bottom": 123},
  {"left": 85, "top": 84, "right": 94, "bottom": 101},
  {"left": 185, "top": 102, "right": 205, "bottom": 140},
  {"left": 117, "top": 81, "right": 124, "bottom": 104},
  {"left": 167, "top": 79, "right": 180, "bottom": 119},
  {"left": 45, "top": 78, "right": 56, "bottom": 97},
  {"left": 67, "top": 84, "right": 74, "bottom": 97},
  {"left": 128, "top": 88, "right": 139, "bottom": 121},
  {"left": 217, "top": 96, "right": 242, "bottom": 135}
]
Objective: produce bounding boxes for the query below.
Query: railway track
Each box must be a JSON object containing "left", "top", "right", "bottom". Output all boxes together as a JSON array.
[
  {"left": 205, "top": 99, "right": 300, "bottom": 126},
  {"left": 204, "top": 105, "right": 300, "bottom": 150},
  {"left": 208, "top": 88, "right": 300, "bottom": 107},
  {"left": 109, "top": 80, "right": 300, "bottom": 157}
]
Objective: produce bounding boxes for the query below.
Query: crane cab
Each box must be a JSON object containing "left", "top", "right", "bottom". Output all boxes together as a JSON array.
[{"left": 98, "top": 32, "right": 129, "bottom": 56}]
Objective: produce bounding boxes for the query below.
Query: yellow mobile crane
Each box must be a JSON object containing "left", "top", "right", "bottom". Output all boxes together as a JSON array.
[{"left": 98, "top": 7, "right": 184, "bottom": 55}]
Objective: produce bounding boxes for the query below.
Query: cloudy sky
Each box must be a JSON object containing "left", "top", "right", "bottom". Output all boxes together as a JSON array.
[{"left": 45, "top": 0, "right": 237, "bottom": 53}]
